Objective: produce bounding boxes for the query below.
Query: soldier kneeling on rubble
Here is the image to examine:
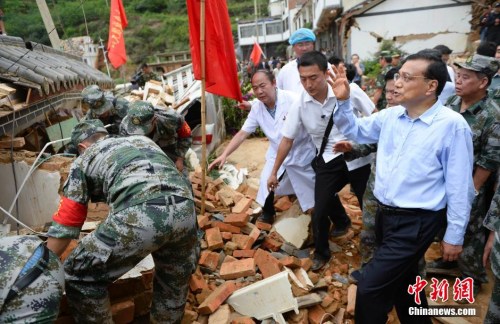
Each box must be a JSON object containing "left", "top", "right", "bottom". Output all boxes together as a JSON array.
[
  {"left": 0, "top": 235, "right": 64, "bottom": 322},
  {"left": 46, "top": 120, "right": 199, "bottom": 323},
  {"left": 120, "top": 100, "right": 192, "bottom": 173}
]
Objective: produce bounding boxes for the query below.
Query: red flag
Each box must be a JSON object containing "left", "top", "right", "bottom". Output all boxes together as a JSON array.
[
  {"left": 107, "top": 0, "right": 128, "bottom": 68},
  {"left": 250, "top": 41, "right": 263, "bottom": 66},
  {"left": 187, "top": 0, "right": 243, "bottom": 102}
]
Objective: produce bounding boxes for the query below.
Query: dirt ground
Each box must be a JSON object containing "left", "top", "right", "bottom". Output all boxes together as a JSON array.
[{"left": 216, "top": 137, "right": 494, "bottom": 323}]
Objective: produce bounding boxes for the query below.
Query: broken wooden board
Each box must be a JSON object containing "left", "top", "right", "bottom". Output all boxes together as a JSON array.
[{"left": 0, "top": 83, "right": 16, "bottom": 96}]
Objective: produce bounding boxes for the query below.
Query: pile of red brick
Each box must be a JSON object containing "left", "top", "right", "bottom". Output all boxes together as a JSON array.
[{"left": 183, "top": 173, "right": 364, "bottom": 324}]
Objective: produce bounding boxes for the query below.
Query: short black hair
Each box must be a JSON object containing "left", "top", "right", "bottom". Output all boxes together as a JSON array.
[
  {"left": 380, "top": 56, "right": 392, "bottom": 64},
  {"left": 477, "top": 41, "right": 498, "bottom": 57},
  {"left": 140, "top": 63, "right": 149, "bottom": 69},
  {"left": 328, "top": 55, "right": 344, "bottom": 68},
  {"left": 344, "top": 63, "right": 356, "bottom": 83},
  {"left": 384, "top": 67, "right": 399, "bottom": 82},
  {"left": 297, "top": 51, "right": 328, "bottom": 72},
  {"left": 405, "top": 49, "right": 448, "bottom": 97},
  {"left": 251, "top": 69, "right": 275, "bottom": 83},
  {"left": 433, "top": 45, "right": 452, "bottom": 55}
]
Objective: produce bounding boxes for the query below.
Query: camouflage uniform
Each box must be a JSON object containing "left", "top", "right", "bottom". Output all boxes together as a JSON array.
[
  {"left": 344, "top": 144, "right": 378, "bottom": 265},
  {"left": 81, "top": 86, "right": 127, "bottom": 135},
  {"left": 120, "top": 101, "right": 192, "bottom": 162},
  {"left": 136, "top": 71, "right": 161, "bottom": 88},
  {"left": 446, "top": 94, "right": 500, "bottom": 285},
  {"left": 375, "top": 65, "right": 391, "bottom": 110},
  {"left": 47, "top": 120, "right": 198, "bottom": 323},
  {"left": 484, "top": 177, "right": 500, "bottom": 324},
  {"left": 0, "top": 235, "right": 64, "bottom": 323}
]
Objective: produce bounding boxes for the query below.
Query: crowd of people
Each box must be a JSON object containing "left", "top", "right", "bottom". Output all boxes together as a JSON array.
[{"left": 1, "top": 21, "right": 499, "bottom": 324}]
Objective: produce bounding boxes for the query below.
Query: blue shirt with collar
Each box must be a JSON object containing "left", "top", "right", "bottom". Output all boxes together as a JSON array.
[{"left": 334, "top": 99, "right": 475, "bottom": 245}]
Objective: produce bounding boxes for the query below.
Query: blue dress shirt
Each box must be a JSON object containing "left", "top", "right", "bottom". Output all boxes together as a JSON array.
[{"left": 334, "top": 99, "right": 475, "bottom": 245}]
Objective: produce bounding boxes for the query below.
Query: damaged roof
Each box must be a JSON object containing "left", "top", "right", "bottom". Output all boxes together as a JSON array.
[{"left": 0, "top": 34, "right": 113, "bottom": 96}]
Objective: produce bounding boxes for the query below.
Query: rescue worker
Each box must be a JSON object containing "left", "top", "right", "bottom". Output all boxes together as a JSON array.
[
  {"left": 132, "top": 63, "right": 162, "bottom": 89},
  {"left": 46, "top": 120, "right": 198, "bottom": 323},
  {"left": 427, "top": 54, "right": 500, "bottom": 298},
  {"left": 81, "top": 85, "right": 125, "bottom": 135},
  {"left": 120, "top": 101, "right": 192, "bottom": 173},
  {"left": 0, "top": 235, "right": 64, "bottom": 322},
  {"left": 208, "top": 69, "right": 316, "bottom": 223}
]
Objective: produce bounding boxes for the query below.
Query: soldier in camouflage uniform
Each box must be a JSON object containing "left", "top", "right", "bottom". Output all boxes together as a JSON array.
[
  {"left": 428, "top": 54, "right": 500, "bottom": 294},
  {"left": 133, "top": 63, "right": 162, "bottom": 89},
  {"left": 46, "top": 120, "right": 198, "bottom": 323},
  {"left": 0, "top": 235, "right": 64, "bottom": 323},
  {"left": 372, "top": 51, "right": 392, "bottom": 110},
  {"left": 484, "top": 173, "right": 500, "bottom": 323},
  {"left": 81, "top": 85, "right": 127, "bottom": 135},
  {"left": 120, "top": 100, "right": 192, "bottom": 172}
]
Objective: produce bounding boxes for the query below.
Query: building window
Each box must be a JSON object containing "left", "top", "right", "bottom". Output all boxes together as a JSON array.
[
  {"left": 240, "top": 25, "right": 263, "bottom": 38},
  {"left": 266, "top": 21, "right": 282, "bottom": 35},
  {"left": 283, "top": 19, "right": 288, "bottom": 32}
]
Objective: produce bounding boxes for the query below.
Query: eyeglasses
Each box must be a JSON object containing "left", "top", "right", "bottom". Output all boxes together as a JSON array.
[{"left": 394, "top": 73, "right": 429, "bottom": 83}]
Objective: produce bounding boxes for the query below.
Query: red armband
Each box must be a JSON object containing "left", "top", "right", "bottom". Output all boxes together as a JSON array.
[
  {"left": 52, "top": 196, "right": 88, "bottom": 227},
  {"left": 177, "top": 121, "right": 191, "bottom": 138}
]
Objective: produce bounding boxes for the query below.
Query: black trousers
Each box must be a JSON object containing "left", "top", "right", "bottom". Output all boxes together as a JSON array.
[
  {"left": 348, "top": 163, "right": 371, "bottom": 210},
  {"left": 355, "top": 206, "right": 447, "bottom": 324},
  {"left": 313, "top": 155, "right": 352, "bottom": 259}
]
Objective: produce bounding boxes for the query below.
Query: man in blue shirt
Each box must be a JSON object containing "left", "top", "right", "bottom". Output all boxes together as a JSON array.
[{"left": 333, "top": 50, "right": 475, "bottom": 323}]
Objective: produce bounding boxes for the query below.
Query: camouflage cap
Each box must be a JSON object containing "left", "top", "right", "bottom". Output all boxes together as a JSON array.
[
  {"left": 81, "top": 85, "right": 112, "bottom": 116},
  {"left": 380, "top": 50, "right": 391, "bottom": 58},
  {"left": 120, "top": 100, "right": 155, "bottom": 135},
  {"left": 454, "top": 54, "right": 500, "bottom": 74},
  {"left": 113, "top": 97, "right": 130, "bottom": 119},
  {"left": 71, "top": 119, "right": 108, "bottom": 147},
  {"left": 391, "top": 51, "right": 401, "bottom": 58}
]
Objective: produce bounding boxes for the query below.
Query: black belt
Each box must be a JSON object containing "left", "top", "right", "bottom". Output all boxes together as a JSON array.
[
  {"left": 377, "top": 201, "right": 441, "bottom": 216},
  {"left": 5, "top": 243, "right": 50, "bottom": 305}
]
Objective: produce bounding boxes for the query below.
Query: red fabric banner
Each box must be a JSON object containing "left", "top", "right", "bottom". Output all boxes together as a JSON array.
[
  {"left": 250, "top": 41, "right": 263, "bottom": 66},
  {"left": 187, "top": 0, "right": 243, "bottom": 102},
  {"left": 107, "top": 0, "right": 128, "bottom": 68}
]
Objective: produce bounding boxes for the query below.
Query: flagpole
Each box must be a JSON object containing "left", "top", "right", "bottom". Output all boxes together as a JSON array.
[{"left": 200, "top": 0, "right": 207, "bottom": 215}]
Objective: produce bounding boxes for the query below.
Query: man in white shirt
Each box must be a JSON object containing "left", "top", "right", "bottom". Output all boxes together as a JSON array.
[
  {"left": 268, "top": 51, "right": 354, "bottom": 271},
  {"left": 276, "top": 28, "right": 317, "bottom": 93}
]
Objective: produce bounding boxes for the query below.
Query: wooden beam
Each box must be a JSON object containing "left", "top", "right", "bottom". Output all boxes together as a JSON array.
[{"left": 0, "top": 137, "right": 25, "bottom": 149}]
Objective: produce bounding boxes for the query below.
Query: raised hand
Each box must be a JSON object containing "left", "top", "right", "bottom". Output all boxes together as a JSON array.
[{"left": 329, "top": 65, "right": 351, "bottom": 101}]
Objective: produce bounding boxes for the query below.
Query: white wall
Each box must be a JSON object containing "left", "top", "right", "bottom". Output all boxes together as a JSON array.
[
  {"left": 348, "top": 0, "right": 471, "bottom": 59},
  {"left": 0, "top": 161, "right": 61, "bottom": 229}
]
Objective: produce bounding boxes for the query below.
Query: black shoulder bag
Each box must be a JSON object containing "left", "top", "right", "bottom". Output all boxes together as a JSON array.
[{"left": 311, "top": 111, "right": 334, "bottom": 172}]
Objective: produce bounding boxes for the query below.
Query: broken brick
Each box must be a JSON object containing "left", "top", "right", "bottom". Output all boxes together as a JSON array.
[
  {"left": 231, "top": 234, "right": 250, "bottom": 250},
  {"left": 243, "top": 227, "right": 260, "bottom": 250},
  {"left": 189, "top": 268, "right": 208, "bottom": 293},
  {"left": 261, "top": 236, "right": 282, "bottom": 252},
  {"left": 232, "top": 249, "right": 255, "bottom": 258},
  {"left": 255, "top": 221, "right": 272, "bottom": 231},
  {"left": 199, "top": 251, "right": 220, "bottom": 271},
  {"left": 274, "top": 196, "right": 292, "bottom": 212},
  {"left": 231, "top": 317, "right": 256, "bottom": 324},
  {"left": 254, "top": 248, "right": 281, "bottom": 279},
  {"left": 307, "top": 304, "right": 326, "bottom": 324},
  {"left": 219, "top": 258, "right": 256, "bottom": 280},
  {"left": 221, "top": 232, "right": 233, "bottom": 240},
  {"left": 111, "top": 300, "right": 135, "bottom": 324},
  {"left": 232, "top": 197, "right": 253, "bottom": 214},
  {"left": 198, "top": 214, "right": 211, "bottom": 229},
  {"left": 279, "top": 256, "right": 301, "bottom": 268},
  {"left": 212, "top": 221, "right": 241, "bottom": 234},
  {"left": 224, "top": 213, "right": 250, "bottom": 227},
  {"left": 300, "top": 258, "right": 313, "bottom": 272},
  {"left": 205, "top": 227, "right": 224, "bottom": 250},
  {"left": 198, "top": 281, "right": 237, "bottom": 315}
]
